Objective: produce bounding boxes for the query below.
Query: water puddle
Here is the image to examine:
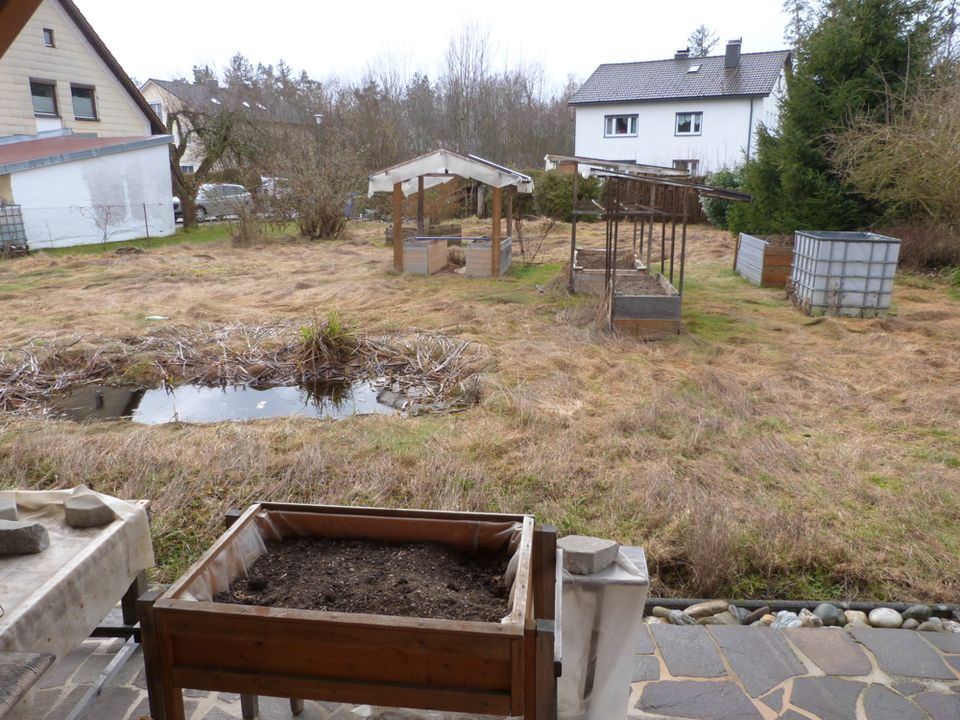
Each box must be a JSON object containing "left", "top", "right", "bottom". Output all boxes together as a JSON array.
[{"left": 52, "top": 380, "right": 400, "bottom": 424}]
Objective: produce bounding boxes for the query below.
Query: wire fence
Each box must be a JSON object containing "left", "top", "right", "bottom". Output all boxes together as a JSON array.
[{"left": 0, "top": 202, "right": 176, "bottom": 252}]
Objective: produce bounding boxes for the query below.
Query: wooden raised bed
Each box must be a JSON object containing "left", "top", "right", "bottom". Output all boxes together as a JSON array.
[
  {"left": 611, "top": 273, "right": 682, "bottom": 339},
  {"left": 572, "top": 247, "right": 646, "bottom": 295},
  {"left": 734, "top": 233, "right": 794, "bottom": 288},
  {"left": 141, "top": 504, "right": 557, "bottom": 720}
]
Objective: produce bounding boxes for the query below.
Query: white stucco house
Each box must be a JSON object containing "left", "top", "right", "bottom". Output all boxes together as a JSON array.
[
  {"left": 0, "top": 0, "right": 173, "bottom": 249},
  {"left": 570, "top": 41, "right": 791, "bottom": 176}
]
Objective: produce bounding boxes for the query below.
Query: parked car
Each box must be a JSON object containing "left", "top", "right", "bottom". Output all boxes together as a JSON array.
[{"left": 172, "top": 183, "right": 253, "bottom": 222}]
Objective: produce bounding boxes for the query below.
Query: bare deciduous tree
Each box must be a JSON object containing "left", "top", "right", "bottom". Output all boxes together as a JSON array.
[{"left": 688, "top": 25, "right": 719, "bottom": 57}]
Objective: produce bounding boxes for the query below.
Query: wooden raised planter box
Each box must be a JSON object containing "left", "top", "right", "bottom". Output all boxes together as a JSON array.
[
  {"left": 572, "top": 247, "right": 646, "bottom": 295},
  {"left": 735, "top": 233, "right": 794, "bottom": 288},
  {"left": 143, "top": 504, "right": 556, "bottom": 720},
  {"left": 611, "top": 273, "right": 682, "bottom": 340}
]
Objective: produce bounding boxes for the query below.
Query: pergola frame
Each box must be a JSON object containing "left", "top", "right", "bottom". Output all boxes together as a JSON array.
[{"left": 368, "top": 150, "right": 534, "bottom": 277}]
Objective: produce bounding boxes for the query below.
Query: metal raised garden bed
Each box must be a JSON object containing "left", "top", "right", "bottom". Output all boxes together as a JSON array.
[
  {"left": 611, "top": 273, "right": 682, "bottom": 339},
  {"left": 734, "top": 233, "right": 794, "bottom": 288},
  {"left": 141, "top": 503, "right": 557, "bottom": 720}
]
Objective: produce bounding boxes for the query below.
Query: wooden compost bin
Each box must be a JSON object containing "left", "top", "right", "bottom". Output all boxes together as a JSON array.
[
  {"left": 573, "top": 247, "right": 646, "bottom": 294},
  {"left": 735, "top": 233, "right": 794, "bottom": 288},
  {"left": 144, "top": 503, "right": 557, "bottom": 720},
  {"left": 612, "top": 273, "right": 682, "bottom": 339},
  {"left": 465, "top": 237, "right": 512, "bottom": 277},
  {"left": 403, "top": 237, "right": 448, "bottom": 274}
]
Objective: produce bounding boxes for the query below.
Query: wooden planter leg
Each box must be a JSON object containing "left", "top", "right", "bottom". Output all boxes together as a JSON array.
[
  {"left": 137, "top": 589, "right": 167, "bottom": 720},
  {"left": 122, "top": 570, "right": 148, "bottom": 625},
  {"left": 240, "top": 693, "right": 258, "bottom": 719},
  {"left": 536, "top": 619, "right": 558, "bottom": 720},
  {"left": 290, "top": 698, "right": 304, "bottom": 715}
]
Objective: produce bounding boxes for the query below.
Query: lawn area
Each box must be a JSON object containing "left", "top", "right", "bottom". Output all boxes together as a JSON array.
[{"left": 1, "top": 219, "right": 958, "bottom": 602}]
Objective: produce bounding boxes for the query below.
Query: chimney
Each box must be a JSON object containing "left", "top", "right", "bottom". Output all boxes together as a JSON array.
[
  {"left": 725, "top": 39, "right": 742, "bottom": 69},
  {"left": 674, "top": 48, "right": 690, "bottom": 60}
]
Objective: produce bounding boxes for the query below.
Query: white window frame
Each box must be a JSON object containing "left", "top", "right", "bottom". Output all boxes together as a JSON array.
[
  {"left": 604, "top": 114, "right": 638, "bottom": 138},
  {"left": 42, "top": 28, "right": 55, "bottom": 47},
  {"left": 675, "top": 112, "right": 703, "bottom": 136}
]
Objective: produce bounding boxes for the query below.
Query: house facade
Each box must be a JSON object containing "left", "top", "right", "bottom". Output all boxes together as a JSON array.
[
  {"left": 0, "top": 0, "right": 164, "bottom": 138},
  {"left": 0, "top": 0, "right": 173, "bottom": 249},
  {"left": 570, "top": 41, "right": 791, "bottom": 176}
]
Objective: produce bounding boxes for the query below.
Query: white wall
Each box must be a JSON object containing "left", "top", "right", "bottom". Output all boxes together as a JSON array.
[
  {"left": 10, "top": 143, "right": 175, "bottom": 248},
  {"left": 574, "top": 81, "right": 785, "bottom": 175}
]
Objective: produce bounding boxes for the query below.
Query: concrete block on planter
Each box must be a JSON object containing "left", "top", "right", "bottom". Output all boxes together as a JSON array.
[
  {"left": 64, "top": 495, "right": 116, "bottom": 528},
  {"left": 0, "top": 497, "right": 18, "bottom": 521},
  {"left": 0, "top": 519, "right": 49, "bottom": 555},
  {"left": 558, "top": 535, "right": 619, "bottom": 575}
]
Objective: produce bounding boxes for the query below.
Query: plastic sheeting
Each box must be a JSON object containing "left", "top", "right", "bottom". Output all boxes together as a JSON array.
[
  {"left": 558, "top": 546, "right": 649, "bottom": 720},
  {"left": 367, "top": 149, "right": 534, "bottom": 198},
  {"left": 0, "top": 487, "right": 154, "bottom": 663},
  {"left": 172, "top": 507, "right": 526, "bottom": 623}
]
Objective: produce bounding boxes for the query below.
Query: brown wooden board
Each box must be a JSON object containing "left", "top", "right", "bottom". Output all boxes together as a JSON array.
[{"left": 151, "top": 504, "right": 546, "bottom": 719}]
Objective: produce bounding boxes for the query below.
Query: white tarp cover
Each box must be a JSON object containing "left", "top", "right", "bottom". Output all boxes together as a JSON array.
[
  {"left": 368, "top": 149, "right": 534, "bottom": 198},
  {"left": 0, "top": 487, "right": 154, "bottom": 663},
  {"left": 558, "top": 547, "right": 649, "bottom": 720}
]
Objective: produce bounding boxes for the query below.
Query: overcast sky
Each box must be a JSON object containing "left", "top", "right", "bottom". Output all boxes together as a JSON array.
[{"left": 75, "top": 0, "right": 792, "bottom": 90}]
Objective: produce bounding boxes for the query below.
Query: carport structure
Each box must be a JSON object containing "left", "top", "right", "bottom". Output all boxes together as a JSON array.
[{"left": 368, "top": 150, "right": 534, "bottom": 277}]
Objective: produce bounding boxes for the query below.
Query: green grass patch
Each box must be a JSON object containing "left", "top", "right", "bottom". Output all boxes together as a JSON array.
[
  {"left": 507, "top": 262, "right": 563, "bottom": 285},
  {"left": 683, "top": 307, "right": 739, "bottom": 341},
  {"left": 866, "top": 474, "right": 904, "bottom": 492}
]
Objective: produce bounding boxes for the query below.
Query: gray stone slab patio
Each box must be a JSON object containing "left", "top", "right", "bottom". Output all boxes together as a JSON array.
[{"left": 30, "top": 623, "right": 960, "bottom": 720}]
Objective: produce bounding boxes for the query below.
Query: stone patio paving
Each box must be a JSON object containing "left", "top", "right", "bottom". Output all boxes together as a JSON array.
[{"left": 33, "top": 623, "right": 960, "bottom": 720}]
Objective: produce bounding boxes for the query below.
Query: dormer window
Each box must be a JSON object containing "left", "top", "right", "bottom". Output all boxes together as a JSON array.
[
  {"left": 42, "top": 28, "right": 55, "bottom": 47},
  {"left": 687, "top": 64, "right": 701, "bottom": 73}
]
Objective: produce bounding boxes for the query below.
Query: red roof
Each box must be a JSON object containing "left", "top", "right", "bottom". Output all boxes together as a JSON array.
[{"left": 0, "top": 135, "right": 153, "bottom": 166}]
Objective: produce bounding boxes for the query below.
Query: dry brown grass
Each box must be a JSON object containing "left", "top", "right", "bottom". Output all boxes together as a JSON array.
[{"left": 1, "top": 220, "right": 959, "bottom": 602}]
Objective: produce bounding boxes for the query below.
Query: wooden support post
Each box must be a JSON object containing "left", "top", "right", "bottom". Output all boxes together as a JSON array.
[
  {"left": 535, "top": 619, "right": 558, "bottom": 720},
  {"left": 532, "top": 525, "right": 557, "bottom": 621},
  {"left": 289, "top": 698, "right": 305, "bottom": 715},
  {"left": 569, "top": 171, "right": 579, "bottom": 291},
  {"left": 491, "top": 186, "right": 502, "bottom": 277},
  {"left": 506, "top": 186, "right": 514, "bottom": 239},
  {"left": 121, "top": 570, "right": 148, "bottom": 625},
  {"left": 392, "top": 182, "right": 403, "bottom": 272},
  {"left": 240, "top": 694, "right": 259, "bottom": 719},
  {"left": 137, "top": 589, "right": 168, "bottom": 720},
  {"left": 416, "top": 175, "right": 425, "bottom": 236},
  {"left": 679, "top": 188, "right": 689, "bottom": 299}
]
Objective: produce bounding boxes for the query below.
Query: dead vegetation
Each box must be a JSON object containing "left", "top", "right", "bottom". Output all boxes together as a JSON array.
[
  {"left": 0, "top": 221, "right": 958, "bottom": 602},
  {"left": 0, "top": 318, "right": 489, "bottom": 416}
]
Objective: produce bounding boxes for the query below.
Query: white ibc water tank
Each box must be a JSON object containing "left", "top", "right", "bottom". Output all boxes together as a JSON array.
[{"left": 558, "top": 544, "right": 649, "bottom": 720}]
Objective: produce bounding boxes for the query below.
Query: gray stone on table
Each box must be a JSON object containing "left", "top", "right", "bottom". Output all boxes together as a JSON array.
[
  {"left": 863, "top": 684, "right": 927, "bottom": 720},
  {"left": 921, "top": 629, "right": 960, "bottom": 653},
  {"left": 707, "top": 626, "right": 806, "bottom": 697},
  {"left": 771, "top": 610, "right": 802, "bottom": 629},
  {"left": 785, "top": 628, "right": 872, "bottom": 676},
  {"left": 632, "top": 654, "right": 660, "bottom": 682},
  {"left": 790, "top": 677, "right": 866, "bottom": 720},
  {"left": 636, "top": 680, "right": 764, "bottom": 720},
  {"left": 730, "top": 605, "right": 751, "bottom": 624},
  {"left": 799, "top": 608, "right": 824, "bottom": 627},
  {"left": 557, "top": 535, "right": 618, "bottom": 575},
  {"left": 902, "top": 618, "right": 920, "bottom": 630},
  {"left": 651, "top": 605, "right": 671, "bottom": 619},
  {"left": 0, "top": 519, "right": 49, "bottom": 555},
  {"left": 917, "top": 618, "right": 945, "bottom": 633},
  {"left": 0, "top": 498, "right": 18, "bottom": 521},
  {"left": 711, "top": 611, "right": 741, "bottom": 625},
  {"left": 635, "top": 626, "right": 654, "bottom": 654},
  {"left": 869, "top": 608, "right": 904, "bottom": 629},
  {"left": 683, "top": 599, "right": 729, "bottom": 618},
  {"left": 743, "top": 606, "right": 771, "bottom": 625},
  {"left": 903, "top": 605, "right": 933, "bottom": 623},
  {"left": 914, "top": 691, "right": 960, "bottom": 720},
  {"left": 845, "top": 609, "right": 870, "bottom": 627},
  {"left": 852, "top": 628, "right": 956, "bottom": 680},
  {"left": 759, "top": 687, "right": 784, "bottom": 712},
  {"left": 668, "top": 609, "right": 696, "bottom": 625},
  {"left": 63, "top": 494, "right": 116, "bottom": 528},
  {"left": 813, "top": 602, "right": 846, "bottom": 627},
  {"left": 651, "top": 624, "right": 728, "bottom": 679}
]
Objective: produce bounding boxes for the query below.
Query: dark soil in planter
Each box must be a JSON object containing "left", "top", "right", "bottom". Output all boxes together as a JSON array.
[{"left": 214, "top": 536, "right": 511, "bottom": 622}]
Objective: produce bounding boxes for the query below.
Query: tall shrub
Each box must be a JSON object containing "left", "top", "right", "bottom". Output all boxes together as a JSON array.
[
  {"left": 701, "top": 166, "right": 744, "bottom": 230},
  {"left": 730, "top": 0, "right": 945, "bottom": 235}
]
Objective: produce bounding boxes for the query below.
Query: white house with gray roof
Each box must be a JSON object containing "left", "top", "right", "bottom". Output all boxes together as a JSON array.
[{"left": 570, "top": 41, "right": 791, "bottom": 175}]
